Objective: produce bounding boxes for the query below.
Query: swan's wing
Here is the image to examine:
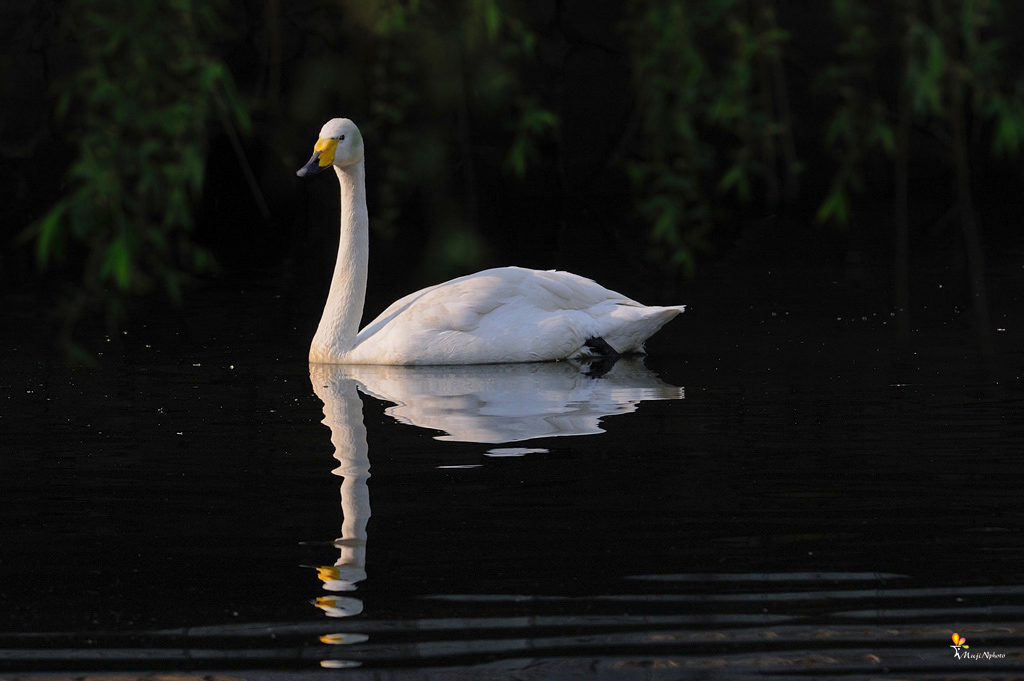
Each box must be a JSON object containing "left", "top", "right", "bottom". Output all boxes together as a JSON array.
[
  {"left": 358, "top": 267, "right": 615, "bottom": 337},
  {"left": 356, "top": 281, "right": 449, "bottom": 340},
  {"left": 424, "top": 267, "right": 646, "bottom": 331},
  {"left": 520, "top": 269, "right": 642, "bottom": 311},
  {"left": 352, "top": 267, "right": 683, "bottom": 363}
]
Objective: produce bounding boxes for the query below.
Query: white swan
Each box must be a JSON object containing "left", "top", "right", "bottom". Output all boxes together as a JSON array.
[{"left": 297, "top": 118, "right": 685, "bottom": 365}]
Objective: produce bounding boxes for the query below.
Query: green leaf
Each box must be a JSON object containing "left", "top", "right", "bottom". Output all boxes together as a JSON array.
[
  {"left": 522, "top": 107, "right": 557, "bottom": 133},
  {"left": 482, "top": 0, "right": 501, "bottom": 41},
  {"left": 503, "top": 136, "right": 529, "bottom": 177},
  {"left": 180, "top": 145, "right": 205, "bottom": 194},
  {"left": 868, "top": 121, "right": 895, "bottom": 154},
  {"left": 32, "top": 201, "right": 69, "bottom": 266},
  {"left": 55, "top": 90, "right": 73, "bottom": 120},
  {"left": 650, "top": 198, "right": 679, "bottom": 244},
  {"left": 163, "top": 272, "right": 183, "bottom": 305},
  {"left": 100, "top": 234, "right": 133, "bottom": 290},
  {"left": 191, "top": 246, "right": 216, "bottom": 272},
  {"left": 521, "top": 31, "right": 537, "bottom": 55},
  {"left": 825, "top": 109, "right": 852, "bottom": 146},
  {"left": 670, "top": 246, "right": 696, "bottom": 277},
  {"left": 718, "top": 163, "right": 750, "bottom": 200},
  {"left": 910, "top": 32, "right": 946, "bottom": 115},
  {"left": 992, "top": 111, "right": 1020, "bottom": 156},
  {"left": 817, "top": 185, "right": 850, "bottom": 226},
  {"left": 164, "top": 188, "right": 191, "bottom": 228}
]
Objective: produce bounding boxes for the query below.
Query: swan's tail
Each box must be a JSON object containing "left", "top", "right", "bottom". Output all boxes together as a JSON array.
[{"left": 600, "top": 304, "right": 686, "bottom": 356}]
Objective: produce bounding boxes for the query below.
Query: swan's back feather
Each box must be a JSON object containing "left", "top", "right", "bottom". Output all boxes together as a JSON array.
[
  {"left": 341, "top": 267, "right": 684, "bottom": 365},
  {"left": 526, "top": 269, "right": 637, "bottom": 311}
]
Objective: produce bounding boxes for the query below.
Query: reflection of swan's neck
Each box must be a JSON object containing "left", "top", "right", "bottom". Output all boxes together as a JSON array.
[
  {"left": 313, "top": 371, "right": 371, "bottom": 590},
  {"left": 325, "top": 376, "right": 370, "bottom": 479},
  {"left": 333, "top": 388, "right": 370, "bottom": 573},
  {"left": 312, "top": 160, "right": 368, "bottom": 360},
  {"left": 334, "top": 414, "right": 369, "bottom": 541}
]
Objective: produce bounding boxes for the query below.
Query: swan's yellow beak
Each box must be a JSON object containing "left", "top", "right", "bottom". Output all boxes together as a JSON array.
[{"left": 296, "top": 137, "right": 339, "bottom": 177}]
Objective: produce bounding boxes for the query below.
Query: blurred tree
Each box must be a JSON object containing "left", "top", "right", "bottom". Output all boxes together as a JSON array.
[
  {"left": 334, "top": 0, "right": 557, "bottom": 280},
  {"left": 25, "top": 0, "right": 248, "bottom": 360},
  {"left": 900, "top": 0, "right": 1012, "bottom": 353},
  {"left": 818, "top": 0, "right": 1024, "bottom": 352},
  {"left": 815, "top": 0, "right": 894, "bottom": 228},
  {"left": 624, "top": 0, "right": 796, "bottom": 276},
  {"left": 16, "top": 0, "right": 1024, "bottom": 358}
]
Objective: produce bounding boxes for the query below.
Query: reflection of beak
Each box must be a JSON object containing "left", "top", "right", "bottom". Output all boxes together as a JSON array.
[
  {"left": 317, "top": 564, "right": 366, "bottom": 591},
  {"left": 314, "top": 595, "right": 364, "bottom": 618},
  {"left": 296, "top": 151, "right": 327, "bottom": 177},
  {"left": 320, "top": 633, "right": 369, "bottom": 645}
]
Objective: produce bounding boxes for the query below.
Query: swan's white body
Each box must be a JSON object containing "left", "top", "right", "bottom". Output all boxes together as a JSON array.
[{"left": 299, "top": 118, "right": 685, "bottom": 365}]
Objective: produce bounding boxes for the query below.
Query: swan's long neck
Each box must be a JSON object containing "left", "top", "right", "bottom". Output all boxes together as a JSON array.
[{"left": 312, "top": 159, "right": 368, "bottom": 361}]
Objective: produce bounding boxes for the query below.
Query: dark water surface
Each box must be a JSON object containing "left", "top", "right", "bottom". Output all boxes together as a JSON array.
[{"left": 2, "top": 262, "right": 1024, "bottom": 679}]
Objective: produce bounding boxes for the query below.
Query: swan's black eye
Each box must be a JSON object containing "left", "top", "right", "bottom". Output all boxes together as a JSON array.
[{"left": 339, "top": 134, "right": 345, "bottom": 141}]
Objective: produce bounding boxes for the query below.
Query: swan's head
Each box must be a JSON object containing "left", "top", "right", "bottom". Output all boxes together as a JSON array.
[{"left": 296, "top": 118, "right": 364, "bottom": 177}]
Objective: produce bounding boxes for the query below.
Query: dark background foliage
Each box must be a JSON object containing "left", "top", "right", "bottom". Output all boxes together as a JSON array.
[{"left": 2, "top": 0, "right": 1023, "bottom": 357}]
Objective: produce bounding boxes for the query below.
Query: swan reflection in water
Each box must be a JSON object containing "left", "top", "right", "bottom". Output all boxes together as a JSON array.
[
  {"left": 307, "top": 358, "right": 683, "bottom": 666},
  {"left": 321, "top": 358, "right": 683, "bottom": 444}
]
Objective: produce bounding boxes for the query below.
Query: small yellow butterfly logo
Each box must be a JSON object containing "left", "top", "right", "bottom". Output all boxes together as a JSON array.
[{"left": 952, "top": 633, "right": 968, "bottom": 649}]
